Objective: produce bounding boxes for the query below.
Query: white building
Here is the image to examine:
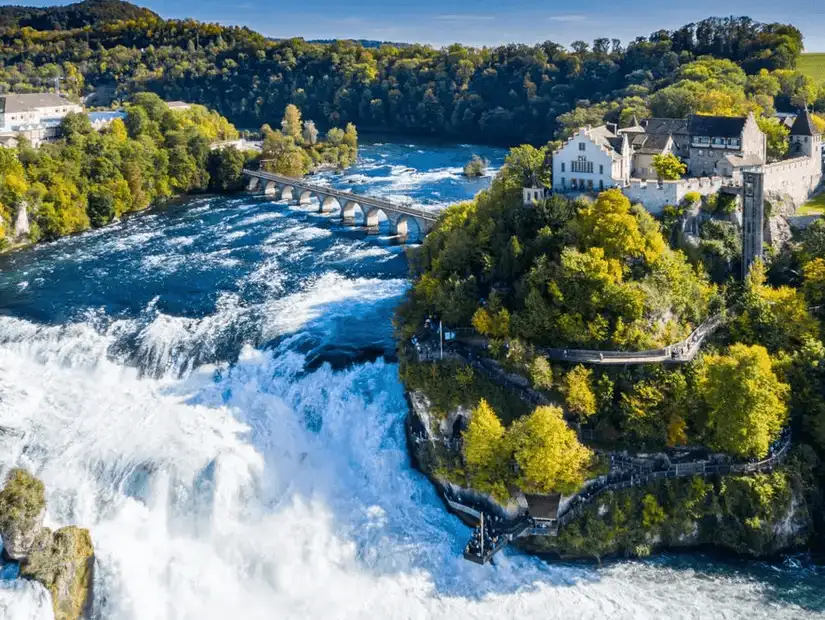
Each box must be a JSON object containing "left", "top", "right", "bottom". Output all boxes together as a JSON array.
[
  {"left": 0, "top": 93, "right": 82, "bottom": 129},
  {"left": 527, "top": 110, "right": 823, "bottom": 215},
  {"left": 0, "top": 93, "right": 83, "bottom": 147},
  {"left": 551, "top": 124, "right": 631, "bottom": 193}
]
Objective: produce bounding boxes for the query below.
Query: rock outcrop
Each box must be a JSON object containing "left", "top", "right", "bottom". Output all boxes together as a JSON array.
[
  {"left": 0, "top": 469, "right": 94, "bottom": 620},
  {"left": 0, "top": 469, "right": 46, "bottom": 560}
]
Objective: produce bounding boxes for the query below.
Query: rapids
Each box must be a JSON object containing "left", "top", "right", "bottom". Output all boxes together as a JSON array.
[{"left": 0, "top": 142, "right": 822, "bottom": 619}]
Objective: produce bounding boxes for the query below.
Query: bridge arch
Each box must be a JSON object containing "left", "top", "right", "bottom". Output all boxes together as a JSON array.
[
  {"left": 366, "top": 207, "right": 391, "bottom": 233},
  {"left": 395, "top": 215, "right": 422, "bottom": 242},
  {"left": 298, "top": 189, "right": 315, "bottom": 205},
  {"left": 247, "top": 176, "right": 260, "bottom": 192},
  {"left": 342, "top": 200, "right": 365, "bottom": 225},
  {"left": 280, "top": 185, "right": 294, "bottom": 201},
  {"left": 264, "top": 180, "right": 279, "bottom": 196},
  {"left": 319, "top": 195, "right": 340, "bottom": 214}
]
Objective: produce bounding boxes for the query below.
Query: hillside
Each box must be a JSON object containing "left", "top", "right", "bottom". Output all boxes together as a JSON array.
[
  {"left": 799, "top": 53, "right": 825, "bottom": 83},
  {"left": 0, "top": 0, "right": 157, "bottom": 30}
]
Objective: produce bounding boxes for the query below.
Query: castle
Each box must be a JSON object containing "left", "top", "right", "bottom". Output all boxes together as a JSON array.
[{"left": 525, "top": 110, "right": 823, "bottom": 216}]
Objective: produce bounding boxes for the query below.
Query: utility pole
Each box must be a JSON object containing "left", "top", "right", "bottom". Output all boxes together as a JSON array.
[{"left": 439, "top": 320, "right": 443, "bottom": 361}]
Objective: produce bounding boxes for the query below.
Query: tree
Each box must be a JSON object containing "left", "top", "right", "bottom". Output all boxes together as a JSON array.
[
  {"left": 207, "top": 146, "right": 246, "bottom": 192},
  {"left": 301, "top": 120, "right": 319, "bottom": 145},
  {"left": 697, "top": 343, "right": 789, "bottom": 459},
  {"left": 281, "top": 104, "right": 302, "bottom": 142},
  {"left": 124, "top": 106, "right": 150, "bottom": 139},
  {"left": 462, "top": 399, "right": 508, "bottom": 496},
  {"left": 756, "top": 117, "right": 789, "bottom": 161},
  {"left": 652, "top": 153, "right": 686, "bottom": 180},
  {"left": 58, "top": 111, "right": 92, "bottom": 143},
  {"left": 529, "top": 356, "right": 553, "bottom": 390},
  {"left": 730, "top": 258, "right": 819, "bottom": 352},
  {"left": 509, "top": 405, "right": 592, "bottom": 494},
  {"left": 463, "top": 154, "right": 488, "bottom": 177},
  {"left": 564, "top": 365, "right": 597, "bottom": 420},
  {"left": 86, "top": 186, "right": 116, "bottom": 228}
]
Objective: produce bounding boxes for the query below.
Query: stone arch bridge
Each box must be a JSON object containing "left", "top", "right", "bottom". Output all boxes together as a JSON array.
[{"left": 243, "top": 169, "right": 439, "bottom": 241}]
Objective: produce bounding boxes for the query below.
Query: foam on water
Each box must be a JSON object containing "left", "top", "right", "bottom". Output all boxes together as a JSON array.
[{"left": 0, "top": 141, "right": 822, "bottom": 619}]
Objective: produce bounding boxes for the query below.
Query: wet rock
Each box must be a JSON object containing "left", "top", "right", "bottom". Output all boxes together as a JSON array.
[
  {"left": 0, "top": 469, "right": 45, "bottom": 560},
  {"left": 21, "top": 526, "right": 94, "bottom": 620},
  {"left": 0, "top": 469, "right": 94, "bottom": 620}
]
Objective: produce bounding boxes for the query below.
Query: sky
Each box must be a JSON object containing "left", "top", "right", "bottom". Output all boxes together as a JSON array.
[{"left": 5, "top": 0, "right": 825, "bottom": 51}]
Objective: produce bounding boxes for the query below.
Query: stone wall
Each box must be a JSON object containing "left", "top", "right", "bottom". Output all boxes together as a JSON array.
[
  {"left": 623, "top": 177, "right": 734, "bottom": 215},
  {"left": 763, "top": 156, "right": 822, "bottom": 207}
]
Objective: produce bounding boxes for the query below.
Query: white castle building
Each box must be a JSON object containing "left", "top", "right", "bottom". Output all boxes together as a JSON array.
[{"left": 527, "top": 111, "right": 823, "bottom": 215}]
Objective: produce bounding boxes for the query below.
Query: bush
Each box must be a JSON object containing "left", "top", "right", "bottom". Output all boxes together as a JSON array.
[
  {"left": 682, "top": 191, "right": 701, "bottom": 206},
  {"left": 463, "top": 154, "right": 488, "bottom": 177}
]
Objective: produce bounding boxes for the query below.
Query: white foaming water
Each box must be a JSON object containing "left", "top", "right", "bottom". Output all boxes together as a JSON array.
[{"left": 0, "top": 305, "right": 820, "bottom": 619}]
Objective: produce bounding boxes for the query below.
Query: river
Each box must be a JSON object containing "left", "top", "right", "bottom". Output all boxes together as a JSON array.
[{"left": 0, "top": 141, "right": 823, "bottom": 619}]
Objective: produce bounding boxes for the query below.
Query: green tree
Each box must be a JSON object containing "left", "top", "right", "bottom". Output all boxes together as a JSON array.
[
  {"left": 756, "top": 117, "right": 789, "bottom": 161},
  {"left": 509, "top": 405, "right": 592, "bottom": 494},
  {"left": 58, "top": 111, "right": 92, "bottom": 143},
  {"left": 86, "top": 186, "right": 116, "bottom": 228},
  {"left": 207, "top": 146, "right": 246, "bottom": 192},
  {"left": 652, "top": 153, "right": 687, "bottom": 180},
  {"left": 697, "top": 343, "right": 789, "bottom": 459},
  {"left": 124, "top": 106, "right": 150, "bottom": 139}
]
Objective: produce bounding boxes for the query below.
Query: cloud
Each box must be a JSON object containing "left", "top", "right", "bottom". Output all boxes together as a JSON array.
[{"left": 548, "top": 14, "right": 587, "bottom": 23}]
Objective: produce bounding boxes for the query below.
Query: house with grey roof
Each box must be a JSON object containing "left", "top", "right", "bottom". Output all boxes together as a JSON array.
[
  {"left": 0, "top": 92, "right": 83, "bottom": 146},
  {"left": 686, "top": 112, "right": 766, "bottom": 177}
]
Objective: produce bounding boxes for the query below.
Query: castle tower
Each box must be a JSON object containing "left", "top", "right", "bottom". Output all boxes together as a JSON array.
[
  {"left": 522, "top": 171, "right": 546, "bottom": 207},
  {"left": 789, "top": 109, "right": 822, "bottom": 160}
]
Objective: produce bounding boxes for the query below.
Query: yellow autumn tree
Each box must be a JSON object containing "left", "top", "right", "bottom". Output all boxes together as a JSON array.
[
  {"left": 462, "top": 399, "right": 508, "bottom": 497},
  {"left": 697, "top": 343, "right": 789, "bottom": 459},
  {"left": 509, "top": 405, "right": 593, "bottom": 494},
  {"left": 564, "top": 365, "right": 597, "bottom": 420}
]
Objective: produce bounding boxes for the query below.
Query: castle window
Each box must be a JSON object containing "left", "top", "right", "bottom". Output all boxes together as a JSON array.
[
  {"left": 571, "top": 157, "right": 593, "bottom": 174},
  {"left": 561, "top": 162, "right": 565, "bottom": 172},
  {"left": 599, "top": 164, "right": 604, "bottom": 174},
  {"left": 599, "top": 180, "right": 604, "bottom": 190},
  {"left": 579, "top": 142, "right": 586, "bottom": 151}
]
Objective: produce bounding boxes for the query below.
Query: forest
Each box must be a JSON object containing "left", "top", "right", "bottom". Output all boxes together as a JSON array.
[
  {"left": 397, "top": 142, "right": 825, "bottom": 547},
  {"left": 0, "top": 3, "right": 819, "bottom": 145},
  {"left": 0, "top": 92, "right": 246, "bottom": 245}
]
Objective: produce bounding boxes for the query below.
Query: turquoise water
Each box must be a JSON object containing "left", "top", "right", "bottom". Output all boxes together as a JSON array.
[{"left": 0, "top": 142, "right": 823, "bottom": 619}]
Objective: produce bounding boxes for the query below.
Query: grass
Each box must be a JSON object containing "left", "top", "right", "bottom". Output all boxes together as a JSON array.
[
  {"left": 798, "top": 54, "right": 825, "bottom": 83},
  {"left": 799, "top": 192, "right": 825, "bottom": 216}
]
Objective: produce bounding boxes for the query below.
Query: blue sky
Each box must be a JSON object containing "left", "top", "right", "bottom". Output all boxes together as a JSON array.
[{"left": 6, "top": 0, "right": 825, "bottom": 51}]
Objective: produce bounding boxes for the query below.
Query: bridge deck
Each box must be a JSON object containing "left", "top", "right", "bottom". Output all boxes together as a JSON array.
[{"left": 244, "top": 169, "right": 438, "bottom": 222}]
